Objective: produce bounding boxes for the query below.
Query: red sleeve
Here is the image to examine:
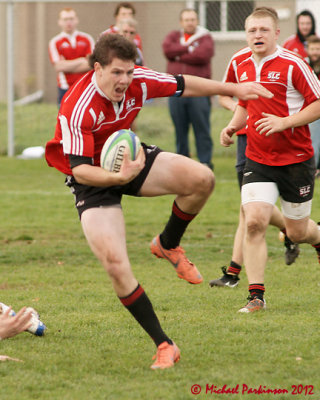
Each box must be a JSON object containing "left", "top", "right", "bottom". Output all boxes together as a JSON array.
[
  {"left": 134, "top": 67, "right": 178, "bottom": 99},
  {"left": 58, "top": 109, "right": 95, "bottom": 158},
  {"left": 223, "top": 59, "right": 237, "bottom": 83},
  {"left": 292, "top": 60, "right": 320, "bottom": 104}
]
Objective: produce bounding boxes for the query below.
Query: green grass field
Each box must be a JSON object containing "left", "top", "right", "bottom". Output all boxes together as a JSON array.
[{"left": 0, "top": 103, "right": 319, "bottom": 400}]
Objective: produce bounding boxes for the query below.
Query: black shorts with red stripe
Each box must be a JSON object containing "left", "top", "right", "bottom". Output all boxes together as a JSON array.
[{"left": 65, "top": 143, "right": 162, "bottom": 218}]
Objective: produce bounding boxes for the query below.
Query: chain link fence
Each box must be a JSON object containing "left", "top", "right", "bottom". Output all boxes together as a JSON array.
[{"left": 199, "top": 1, "right": 254, "bottom": 32}]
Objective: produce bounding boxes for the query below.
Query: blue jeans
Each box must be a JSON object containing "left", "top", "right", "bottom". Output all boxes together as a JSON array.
[
  {"left": 310, "top": 118, "right": 320, "bottom": 168},
  {"left": 236, "top": 134, "right": 247, "bottom": 188},
  {"left": 58, "top": 87, "right": 69, "bottom": 108},
  {"left": 168, "top": 96, "right": 213, "bottom": 166}
]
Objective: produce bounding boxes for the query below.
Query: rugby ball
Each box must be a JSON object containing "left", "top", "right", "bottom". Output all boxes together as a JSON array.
[{"left": 100, "top": 129, "right": 141, "bottom": 172}]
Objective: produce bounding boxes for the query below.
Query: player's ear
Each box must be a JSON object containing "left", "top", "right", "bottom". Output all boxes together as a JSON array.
[{"left": 94, "top": 62, "right": 102, "bottom": 74}]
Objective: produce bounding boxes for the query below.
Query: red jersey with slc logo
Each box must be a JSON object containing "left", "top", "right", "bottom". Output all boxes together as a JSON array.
[
  {"left": 237, "top": 46, "right": 320, "bottom": 166},
  {"left": 46, "top": 67, "right": 179, "bottom": 175}
]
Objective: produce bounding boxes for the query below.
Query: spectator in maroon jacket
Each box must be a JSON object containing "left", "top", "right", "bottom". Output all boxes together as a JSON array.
[{"left": 162, "top": 8, "right": 214, "bottom": 169}]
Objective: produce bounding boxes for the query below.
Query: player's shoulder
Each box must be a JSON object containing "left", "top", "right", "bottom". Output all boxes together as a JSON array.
[
  {"left": 278, "top": 46, "right": 307, "bottom": 65},
  {"left": 76, "top": 30, "right": 94, "bottom": 41},
  {"left": 133, "top": 66, "right": 177, "bottom": 84},
  {"left": 61, "top": 72, "right": 97, "bottom": 111},
  {"left": 49, "top": 32, "right": 66, "bottom": 45},
  {"left": 231, "top": 46, "right": 252, "bottom": 61}
]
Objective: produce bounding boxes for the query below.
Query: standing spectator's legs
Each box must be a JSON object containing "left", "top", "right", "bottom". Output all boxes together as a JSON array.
[
  {"left": 169, "top": 97, "right": 190, "bottom": 157},
  {"left": 309, "top": 118, "right": 320, "bottom": 169},
  {"left": 188, "top": 96, "right": 213, "bottom": 167},
  {"left": 58, "top": 88, "right": 69, "bottom": 108}
]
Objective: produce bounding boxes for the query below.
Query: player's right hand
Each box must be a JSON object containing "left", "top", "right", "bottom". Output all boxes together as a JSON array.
[
  {"left": 118, "top": 147, "right": 146, "bottom": 184},
  {"left": 235, "top": 82, "right": 273, "bottom": 100},
  {"left": 220, "top": 126, "right": 236, "bottom": 147}
]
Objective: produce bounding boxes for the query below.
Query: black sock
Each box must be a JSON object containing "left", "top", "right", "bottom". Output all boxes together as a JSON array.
[
  {"left": 160, "top": 201, "right": 196, "bottom": 249},
  {"left": 119, "top": 284, "right": 172, "bottom": 347},
  {"left": 312, "top": 243, "right": 320, "bottom": 262},
  {"left": 312, "top": 243, "right": 320, "bottom": 253},
  {"left": 249, "top": 283, "right": 265, "bottom": 300},
  {"left": 227, "top": 261, "right": 242, "bottom": 275}
]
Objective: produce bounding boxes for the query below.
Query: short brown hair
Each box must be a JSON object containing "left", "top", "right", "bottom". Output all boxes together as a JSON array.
[
  {"left": 114, "top": 2, "right": 136, "bottom": 17},
  {"left": 179, "top": 8, "right": 198, "bottom": 19},
  {"left": 307, "top": 35, "right": 320, "bottom": 46},
  {"left": 89, "top": 34, "right": 137, "bottom": 68}
]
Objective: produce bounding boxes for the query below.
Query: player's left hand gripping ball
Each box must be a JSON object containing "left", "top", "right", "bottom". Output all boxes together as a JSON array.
[{"left": 100, "top": 129, "right": 141, "bottom": 172}]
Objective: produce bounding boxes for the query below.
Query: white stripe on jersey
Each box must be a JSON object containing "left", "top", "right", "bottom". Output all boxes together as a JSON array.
[
  {"left": 48, "top": 33, "right": 65, "bottom": 63},
  {"left": 70, "top": 83, "right": 96, "bottom": 155},
  {"left": 89, "top": 108, "right": 97, "bottom": 125},
  {"left": 285, "top": 64, "right": 304, "bottom": 116},
  {"left": 279, "top": 49, "right": 320, "bottom": 98},
  {"left": 141, "top": 82, "right": 147, "bottom": 104},
  {"left": 222, "top": 47, "right": 251, "bottom": 82},
  {"left": 231, "top": 46, "right": 251, "bottom": 58},
  {"left": 91, "top": 106, "right": 143, "bottom": 133},
  {"left": 134, "top": 68, "right": 177, "bottom": 84},
  {"left": 58, "top": 71, "right": 69, "bottom": 90},
  {"left": 59, "top": 114, "right": 72, "bottom": 154}
]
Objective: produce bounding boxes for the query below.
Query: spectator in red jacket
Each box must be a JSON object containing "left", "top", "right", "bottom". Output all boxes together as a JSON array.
[
  {"left": 162, "top": 8, "right": 214, "bottom": 169},
  {"left": 49, "top": 8, "right": 94, "bottom": 106},
  {"left": 283, "top": 10, "right": 316, "bottom": 58},
  {"left": 306, "top": 35, "right": 320, "bottom": 173}
]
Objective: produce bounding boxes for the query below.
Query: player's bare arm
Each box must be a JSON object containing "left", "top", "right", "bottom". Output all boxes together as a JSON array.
[
  {"left": 220, "top": 105, "right": 248, "bottom": 146},
  {"left": 182, "top": 75, "right": 273, "bottom": 100},
  {"left": 54, "top": 57, "right": 91, "bottom": 73},
  {"left": 218, "top": 95, "right": 238, "bottom": 112},
  {"left": 255, "top": 99, "right": 320, "bottom": 136},
  {"left": 72, "top": 147, "right": 145, "bottom": 187}
]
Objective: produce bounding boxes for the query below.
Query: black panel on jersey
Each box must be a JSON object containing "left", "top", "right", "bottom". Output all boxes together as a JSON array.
[{"left": 69, "top": 154, "right": 93, "bottom": 169}]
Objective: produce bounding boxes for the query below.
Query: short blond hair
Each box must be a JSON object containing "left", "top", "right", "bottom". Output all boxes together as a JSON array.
[{"left": 245, "top": 6, "right": 279, "bottom": 29}]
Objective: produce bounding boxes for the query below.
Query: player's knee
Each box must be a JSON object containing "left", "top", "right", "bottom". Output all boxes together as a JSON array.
[
  {"left": 101, "top": 252, "right": 126, "bottom": 280},
  {"left": 192, "top": 166, "right": 215, "bottom": 196},
  {"left": 246, "top": 217, "right": 267, "bottom": 238},
  {"left": 286, "top": 227, "right": 307, "bottom": 243}
]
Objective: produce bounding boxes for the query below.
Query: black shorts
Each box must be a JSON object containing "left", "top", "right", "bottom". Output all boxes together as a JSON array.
[
  {"left": 65, "top": 143, "right": 162, "bottom": 218},
  {"left": 242, "top": 157, "right": 316, "bottom": 203}
]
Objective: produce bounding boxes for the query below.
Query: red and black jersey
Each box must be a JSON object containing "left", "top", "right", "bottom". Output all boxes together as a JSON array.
[
  {"left": 48, "top": 30, "right": 94, "bottom": 89},
  {"left": 236, "top": 46, "right": 320, "bottom": 166},
  {"left": 46, "top": 67, "right": 179, "bottom": 175}
]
